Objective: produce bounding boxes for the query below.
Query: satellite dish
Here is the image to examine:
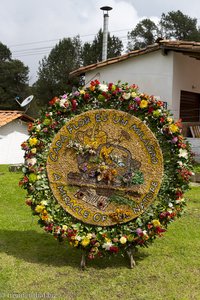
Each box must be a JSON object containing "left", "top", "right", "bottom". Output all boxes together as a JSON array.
[{"left": 15, "top": 95, "right": 34, "bottom": 111}]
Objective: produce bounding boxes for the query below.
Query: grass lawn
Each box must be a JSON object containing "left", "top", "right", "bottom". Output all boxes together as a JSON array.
[{"left": 0, "top": 164, "right": 200, "bottom": 300}]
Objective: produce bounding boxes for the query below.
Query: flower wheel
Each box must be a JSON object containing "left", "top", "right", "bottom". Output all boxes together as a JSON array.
[{"left": 20, "top": 81, "right": 193, "bottom": 268}]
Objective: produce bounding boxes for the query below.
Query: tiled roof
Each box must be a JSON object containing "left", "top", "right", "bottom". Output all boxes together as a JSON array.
[
  {"left": 0, "top": 110, "right": 34, "bottom": 128},
  {"left": 70, "top": 40, "right": 200, "bottom": 78}
]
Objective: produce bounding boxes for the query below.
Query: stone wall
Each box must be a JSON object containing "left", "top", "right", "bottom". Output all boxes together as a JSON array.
[{"left": 187, "top": 138, "right": 200, "bottom": 163}]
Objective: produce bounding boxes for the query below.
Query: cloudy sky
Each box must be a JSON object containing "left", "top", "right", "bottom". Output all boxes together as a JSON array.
[{"left": 1, "top": 0, "right": 200, "bottom": 84}]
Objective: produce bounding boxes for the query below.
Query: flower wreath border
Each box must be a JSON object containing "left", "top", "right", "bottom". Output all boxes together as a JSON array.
[{"left": 20, "top": 80, "right": 193, "bottom": 263}]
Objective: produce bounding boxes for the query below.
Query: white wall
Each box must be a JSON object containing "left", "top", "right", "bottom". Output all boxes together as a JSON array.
[
  {"left": 0, "top": 120, "right": 28, "bottom": 164},
  {"left": 85, "top": 50, "right": 174, "bottom": 110},
  {"left": 172, "top": 52, "right": 200, "bottom": 120}
]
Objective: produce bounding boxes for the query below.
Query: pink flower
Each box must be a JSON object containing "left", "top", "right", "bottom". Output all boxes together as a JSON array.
[{"left": 136, "top": 228, "right": 143, "bottom": 236}]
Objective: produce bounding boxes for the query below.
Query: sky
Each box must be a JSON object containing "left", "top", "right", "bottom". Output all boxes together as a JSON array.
[{"left": 1, "top": 0, "right": 200, "bottom": 84}]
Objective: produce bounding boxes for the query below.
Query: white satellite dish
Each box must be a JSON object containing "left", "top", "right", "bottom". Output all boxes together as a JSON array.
[
  {"left": 15, "top": 95, "right": 34, "bottom": 112},
  {"left": 15, "top": 95, "right": 34, "bottom": 107}
]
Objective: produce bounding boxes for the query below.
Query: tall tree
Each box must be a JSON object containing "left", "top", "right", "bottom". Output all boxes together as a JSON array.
[
  {"left": 127, "top": 19, "right": 159, "bottom": 51},
  {"left": 34, "top": 36, "right": 82, "bottom": 106},
  {"left": 160, "top": 10, "right": 200, "bottom": 41},
  {"left": 0, "top": 42, "right": 29, "bottom": 109},
  {"left": 82, "top": 29, "right": 123, "bottom": 65}
]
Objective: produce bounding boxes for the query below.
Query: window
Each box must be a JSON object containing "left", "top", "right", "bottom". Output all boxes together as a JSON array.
[{"left": 180, "top": 91, "right": 200, "bottom": 122}]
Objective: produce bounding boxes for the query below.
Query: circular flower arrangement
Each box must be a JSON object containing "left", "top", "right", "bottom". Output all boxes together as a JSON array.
[{"left": 20, "top": 80, "right": 193, "bottom": 261}]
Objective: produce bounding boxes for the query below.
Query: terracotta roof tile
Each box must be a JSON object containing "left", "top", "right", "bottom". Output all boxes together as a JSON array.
[
  {"left": 70, "top": 40, "right": 200, "bottom": 78},
  {"left": 0, "top": 110, "right": 34, "bottom": 127}
]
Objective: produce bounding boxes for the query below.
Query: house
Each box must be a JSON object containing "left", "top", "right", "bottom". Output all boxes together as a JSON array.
[
  {"left": 0, "top": 111, "right": 34, "bottom": 164},
  {"left": 70, "top": 40, "right": 200, "bottom": 162}
]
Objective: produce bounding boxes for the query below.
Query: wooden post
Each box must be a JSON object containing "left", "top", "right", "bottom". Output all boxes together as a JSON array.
[{"left": 80, "top": 252, "right": 86, "bottom": 270}]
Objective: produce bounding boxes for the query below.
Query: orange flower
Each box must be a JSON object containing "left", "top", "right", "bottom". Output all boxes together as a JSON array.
[{"left": 89, "top": 85, "right": 95, "bottom": 91}]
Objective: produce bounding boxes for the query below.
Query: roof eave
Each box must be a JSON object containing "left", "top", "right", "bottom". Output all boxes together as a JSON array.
[{"left": 69, "top": 43, "right": 160, "bottom": 78}]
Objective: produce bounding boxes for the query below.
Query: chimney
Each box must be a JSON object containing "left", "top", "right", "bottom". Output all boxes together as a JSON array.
[{"left": 100, "top": 6, "right": 113, "bottom": 61}]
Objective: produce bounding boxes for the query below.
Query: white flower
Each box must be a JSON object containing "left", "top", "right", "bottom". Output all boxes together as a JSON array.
[
  {"left": 131, "top": 92, "right": 137, "bottom": 98},
  {"left": 86, "top": 233, "right": 93, "bottom": 239},
  {"left": 178, "top": 161, "right": 183, "bottom": 167},
  {"left": 178, "top": 149, "right": 188, "bottom": 159},
  {"left": 102, "top": 242, "right": 113, "bottom": 250},
  {"left": 59, "top": 99, "right": 68, "bottom": 107},
  {"left": 41, "top": 200, "right": 48, "bottom": 206},
  {"left": 167, "top": 117, "right": 173, "bottom": 124},
  {"left": 75, "top": 235, "right": 82, "bottom": 241},
  {"left": 26, "top": 157, "right": 37, "bottom": 166},
  {"left": 89, "top": 149, "right": 96, "bottom": 154},
  {"left": 98, "top": 84, "right": 108, "bottom": 92},
  {"left": 175, "top": 198, "right": 185, "bottom": 204},
  {"left": 122, "top": 92, "right": 131, "bottom": 100},
  {"left": 36, "top": 124, "right": 41, "bottom": 131},
  {"left": 168, "top": 203, "right": 173, "bottom": 208}
]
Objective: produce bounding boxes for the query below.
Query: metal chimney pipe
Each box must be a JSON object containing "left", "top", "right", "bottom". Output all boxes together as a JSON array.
[{"left": 100, "top": 6, "right": 113, "bottom": 61}]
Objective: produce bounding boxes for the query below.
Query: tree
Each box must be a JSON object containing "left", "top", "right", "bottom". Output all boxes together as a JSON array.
[
  {"left": 127, "top": 19, "right": 159, "bottom": 51},
  {"left": 160, "top": 10, "right": 200, "bottom": 41},
  {"left": 0, "top": 42, "right": 29, "bottom": 109},
  {"left": 34, "top": 36, "right": 82, "bottom": 106},
  {"left": 0, "top": 42, "right": 11, "bottom": 61},
  {"left": 82, "top": 29, "right": 123, "bottom": 65},
  {"left": 127, "top": 10, "right": 200, "bottom": 51}
]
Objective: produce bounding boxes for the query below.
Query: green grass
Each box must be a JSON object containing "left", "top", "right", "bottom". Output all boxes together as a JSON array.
[
  {"left": 0, "top": 165, "right": 200, "bottom": 300},
  {"left": 193, "top": 162, "right": 200, "bottom": 173}
]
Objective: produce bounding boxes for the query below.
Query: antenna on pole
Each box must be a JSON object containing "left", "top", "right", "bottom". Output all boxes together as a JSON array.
[{"left": 100, "top": 6, "right": 113, "bottom": 61}]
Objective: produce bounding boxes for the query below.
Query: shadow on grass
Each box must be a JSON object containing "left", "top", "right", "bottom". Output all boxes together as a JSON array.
[{"left": 0, "top": 230, "right": 149, "bottom": 269}]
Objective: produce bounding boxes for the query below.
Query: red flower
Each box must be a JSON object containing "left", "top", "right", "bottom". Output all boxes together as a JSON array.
[
  {"left": 84, "top": 93, "right": 90, "bottom": 101},
  {"left": 25, "top": 199, "right": 32, "bottom": 206},
  {"left": 155, "top": 227, "right": 166, "bottom": 236},
  {"left": 49, "top": 97, "right": 58, "bottom": 106},
  {"left": 88, "top": 253, "right": 95, "bottom": 260},
  {"left": 148, "top": 107, "right": 154, "bottom": 114},
  {"left": 102, "top": 91, "right": 110, "bottom": 99},
  {"left": 109, "top": 246, "right": 119, "bottom": 253},
  {"left": 147, "top": 223, "right": 153, "bottom": 229},
  {"left": 108, "top": 82, "right": 114, "bottom": 90},
  {"left": 71, "top": 99, "right": 77, "bottom": 111},
  {"left": 90, "top": 80, "right": 100, "bottom": 86},
  {"left": 19, "top": 176, "right": 29, "bottom": 186},
  {"left": 176, "top": 189, "right": 183, "bottom": 199},
  {"left": 67, "top": 229, "right": 77, "bottom": 238},
  {"left": 160, "top": 117, "right": 165, "bottom": 123},
  {"left": 28, "top": 123, "right": 33, "bottom": 132},
  {"left": 157, "top": 101, "right": 164, "bottom": 107},
  {"left": 21, "top": 142, "right": 29, "bottom": 151},
  {"left": 45, "top": 223, "right": 53, "bottom": 232}
]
